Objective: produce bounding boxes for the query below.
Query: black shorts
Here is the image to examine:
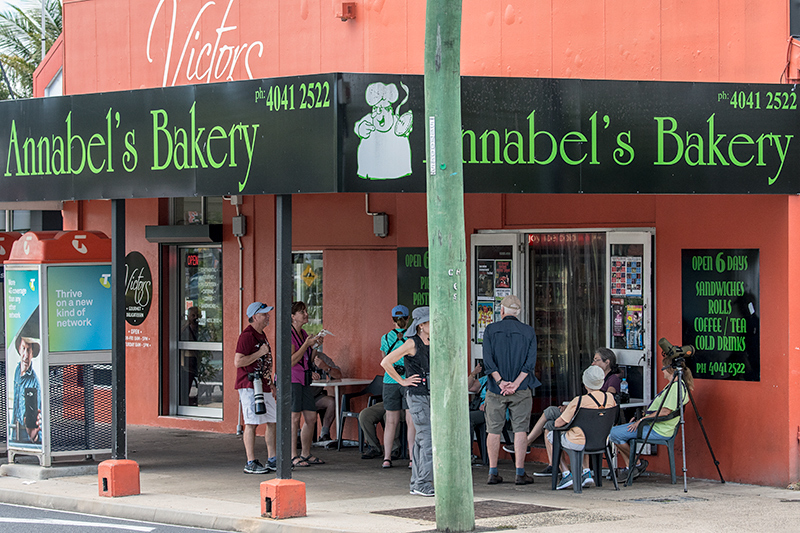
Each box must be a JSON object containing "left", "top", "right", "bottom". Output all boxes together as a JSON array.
[
  {"left": 291, "top": 383, "right": 317, "bottom": 412},
  {"left": 383, "top": 382, "right": 408, "bottom": 411}
]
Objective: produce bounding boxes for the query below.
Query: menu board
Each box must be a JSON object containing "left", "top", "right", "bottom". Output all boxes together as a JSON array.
[
  {"left": 397, "top": 248, "right": 429, "bottom": 312},
  {"left": 681, "top": 249, "right": 760, "bottom": 381}
]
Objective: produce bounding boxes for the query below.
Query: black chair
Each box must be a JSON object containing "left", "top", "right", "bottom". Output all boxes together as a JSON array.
[
  {"left": 337, "top": 375, "right": 384, "bottom": 451},
  {"left": 473, "top": 420, "right": 489, "bottom": 465},
  {"left": 625, "top": 410, "right": 680, "bottom": 486},
  {"left": 551, "top": 404, "right": 620, "bottom": 494}
]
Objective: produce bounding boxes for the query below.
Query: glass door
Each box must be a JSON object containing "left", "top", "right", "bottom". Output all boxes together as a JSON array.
[
  {"left": 175, "top": 246, "right": 223, "bottom": 418},
  {"left": 606, "top": 231, "right": 654, "bottom": 406},
  {"left": 470, "top": 233, "right": 525, "bottom": 364}
]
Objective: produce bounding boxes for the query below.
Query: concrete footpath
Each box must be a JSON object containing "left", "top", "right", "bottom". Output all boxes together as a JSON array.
[{"left": 0, "top": 425, "right": 797, "bottom": 532}]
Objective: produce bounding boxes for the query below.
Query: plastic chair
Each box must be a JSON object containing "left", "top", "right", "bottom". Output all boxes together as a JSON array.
[
  {"left": 625, "top": 410, "right": 680, "bottom": 486},
  {"left": 337, "top": 375, "right": 384, "bottom": 451},
  {"left": 551, "top": 404, "right": 620, "bottom": 494},
  {"left": 471, "top": 414, "right": 488, "bottom": 465}
]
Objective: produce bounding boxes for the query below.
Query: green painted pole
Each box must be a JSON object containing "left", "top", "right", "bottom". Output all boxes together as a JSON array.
[{"left": 425, "top": 1, "right": 474, "bottom": 531}]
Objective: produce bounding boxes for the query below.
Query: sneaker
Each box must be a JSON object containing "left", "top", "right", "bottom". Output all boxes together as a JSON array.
[
  {"left": 361, "top": 446, "right": 381, "bottom": 459},
  {"left": 243, "top": 460, "right": 269, "bottom": 474},
  {"left": 533, "top": 465, "right": 554, "bottom": 477},
  {"left": 266, "top": 457, "right": 277, "bottom": 472},
  {"left": 411, "top": 486, "right": 435, "bottom": 497},
  {"left": 502, "top": 444, "right": 532, "bottom": 455},
  {"left": 515, "top": 473, "right": 535, "bottom": 485},
  {"left": 318, "top": 433, "right": 331, "bottom": 442},
  {"left": 556, "top": 471, "right": 574, "bottom": 490},
  {"left": 631, "top": 459, "right": 649, "bottom": 480},
  {"left": 487, "top": 473, "right": 504, "bottom": 485},
  {"left": 581, "top": 468, "right": 595, "bottom": 487}
]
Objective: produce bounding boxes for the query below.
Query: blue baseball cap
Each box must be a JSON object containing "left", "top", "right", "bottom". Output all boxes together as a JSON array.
[
  {"left": 247, "top": 301, "right": 274, "bottom": 318},
  {"left": 391, "top": 305, "right": 409, "bottom": 318}
]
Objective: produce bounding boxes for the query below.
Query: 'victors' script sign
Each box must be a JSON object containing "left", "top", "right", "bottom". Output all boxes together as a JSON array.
[
  {"left": 147, "top": 0, "right": 264, "bottom": 87},
  {"left": 125, "top": 251, "right": 153, "bottom": 326}
]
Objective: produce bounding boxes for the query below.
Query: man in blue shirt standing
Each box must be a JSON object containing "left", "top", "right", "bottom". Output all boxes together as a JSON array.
[
  {"left": 482, "top": 295, "right": 540, "bottom": 485},
  {"left": 12, "top": 335, "right": 42, "bottom": 444}
]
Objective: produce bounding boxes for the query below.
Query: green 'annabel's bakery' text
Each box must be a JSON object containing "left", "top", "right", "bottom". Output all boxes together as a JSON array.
[{"left": 4, "top": 103, "right": 260, "bottom": 192}]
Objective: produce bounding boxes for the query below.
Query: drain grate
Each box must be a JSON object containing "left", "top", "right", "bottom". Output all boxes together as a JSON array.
[
  {"left": 630, "top": 496, "right": 708, "bottom": 504},
  {"left": 373, "top": 500, "right": 563, "bottom": 522}
]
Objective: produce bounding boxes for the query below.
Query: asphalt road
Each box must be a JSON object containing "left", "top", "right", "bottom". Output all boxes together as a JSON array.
[{"left": 0, "top": 503, "right": 228, "bottom": 533}]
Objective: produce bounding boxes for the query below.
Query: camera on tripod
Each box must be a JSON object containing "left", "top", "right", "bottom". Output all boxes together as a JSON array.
[{"left": 658, "top": 337, "right": 695, "bottom": 369}]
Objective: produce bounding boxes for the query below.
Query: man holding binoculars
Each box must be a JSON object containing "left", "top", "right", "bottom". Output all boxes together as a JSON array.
[{"left": 235, "top": 301, "right": 277, "bottom": 474}]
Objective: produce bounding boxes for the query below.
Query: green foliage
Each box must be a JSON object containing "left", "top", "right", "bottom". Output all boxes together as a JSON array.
[{"left": 0, "top": 0, "right": 62, "bottom": 99}]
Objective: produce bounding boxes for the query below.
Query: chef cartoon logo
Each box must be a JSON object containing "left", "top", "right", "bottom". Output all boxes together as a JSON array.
[{"left": 354, "top": 81, "right": 413, "bottom": 180}]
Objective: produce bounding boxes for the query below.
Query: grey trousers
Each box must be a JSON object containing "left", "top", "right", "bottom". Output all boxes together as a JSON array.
[
  {"left": 358, "top": 401, "right": 385, "bottom": 450},
  {"left": 407, "top": 394, "right": 433, "bottom": 492},
  {"left": 358, "top": 401, "right": 402, "bottom": 453}
]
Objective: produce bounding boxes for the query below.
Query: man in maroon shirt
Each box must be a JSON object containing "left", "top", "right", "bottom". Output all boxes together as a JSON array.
[{"left": 235, "top": 302, "right": 277, "bottom": 474}]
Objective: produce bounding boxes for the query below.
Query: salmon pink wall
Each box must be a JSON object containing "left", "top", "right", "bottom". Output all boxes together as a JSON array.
[
  {"left": 487, "top": 194, "right": 793, "bottom": 485},
  {"left": 52, "top": 0, "right": 790, "bottom": 97},
  {"left": 788, "top": 197, "right": 800, "bottom": 482},
  {"left": 122, "top": 199, "right": 163, "bottom": 425},
  {"left": 654, "top": 196, "right": 791, "bottom": 485}
]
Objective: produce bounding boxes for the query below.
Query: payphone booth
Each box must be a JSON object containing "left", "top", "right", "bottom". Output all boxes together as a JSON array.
[
  {"left": 4, "top": 231, "right": 112, "bottom": 466},
  {"left": 0, "top": 232, "right": 22, "bottom": 447}
]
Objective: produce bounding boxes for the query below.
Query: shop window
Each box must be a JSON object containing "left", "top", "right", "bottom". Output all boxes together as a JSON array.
[
  {"left": 176, "top": 246, "right": 223, "bottom": 417},
  {"left": 11, "top": 211, "right": 30, "bottom": 231},
  {"left": 0, "top": 210, "right": 62, "bottom": 232},
  {"left": 292, "top": 252, "right": 323, "bottom": 335},
  {"left": 45, "top": 68, "right": 63, "bottom": 97},
  {"left": 172, "top": 197, "right": 223, "bottom": 225}
]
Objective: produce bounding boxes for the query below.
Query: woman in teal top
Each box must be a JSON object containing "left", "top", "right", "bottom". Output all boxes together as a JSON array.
[{"left": 379, "top": 305, "right": 415, "bottom": 468}]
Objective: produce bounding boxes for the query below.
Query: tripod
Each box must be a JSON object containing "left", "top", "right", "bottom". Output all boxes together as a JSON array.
[{"left": 627, "top": 361, "right": 724, "bottom": 491}]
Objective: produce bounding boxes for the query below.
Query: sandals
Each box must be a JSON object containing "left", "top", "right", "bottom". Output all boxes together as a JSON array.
[
  {"left": 382, "top": 459, "right": 393, "bottom": 469},
  {"left": 303, "top": 455, "right": 325, "bottom": 465},
  {"left": 292, "top": 456, "right": 311, "bottom": 467}
]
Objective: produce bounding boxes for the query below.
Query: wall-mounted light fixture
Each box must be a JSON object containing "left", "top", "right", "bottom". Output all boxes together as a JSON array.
[
  {"left": 365, "top": 194, "right": 388, "bottom": 238},
  {"left": 338, "top": 2, "right": 356, "bottom": 21}
]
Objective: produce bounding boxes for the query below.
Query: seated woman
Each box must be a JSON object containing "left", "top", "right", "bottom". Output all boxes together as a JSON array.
[
  {"left": 608, "top": 356, "right": 694, "bottom": 481},
  {"left": 544, "top": 366, "right": 617, "bottom": 490},
  {"left": 506, "top": 347, "right": 622, "bottom": 476}
]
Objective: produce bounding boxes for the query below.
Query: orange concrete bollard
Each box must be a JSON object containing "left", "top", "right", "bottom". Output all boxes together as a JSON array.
[
  {"left": 98, "top": 459, "right": 140, "bottom": 497},
  {"left": 261, "top": 479, "right": 306, "bottom": 519}
]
